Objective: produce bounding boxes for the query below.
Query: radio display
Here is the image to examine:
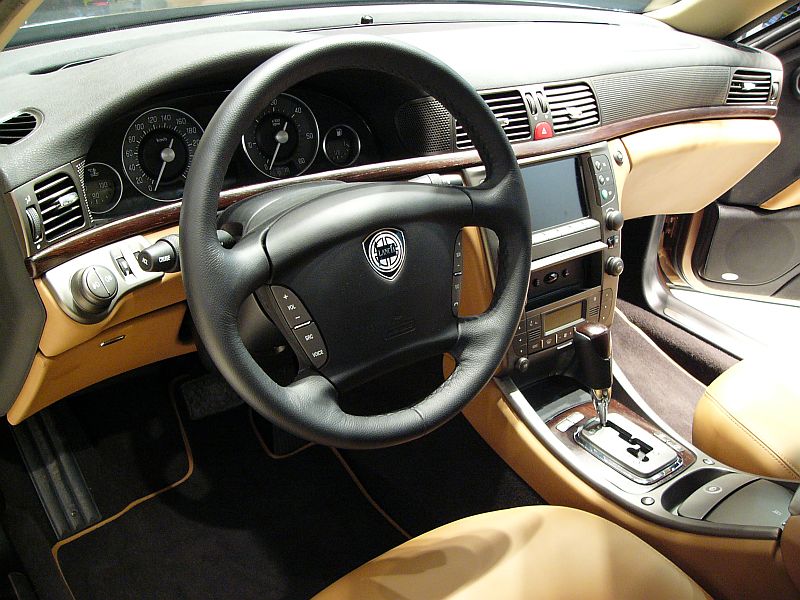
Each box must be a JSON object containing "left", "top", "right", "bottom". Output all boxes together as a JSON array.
[
  {"left": 543, "top": 303, "right": 583, "bottom": 334},
  {"left": 521, "top": 157, "right": 587, "bottom": 232}
]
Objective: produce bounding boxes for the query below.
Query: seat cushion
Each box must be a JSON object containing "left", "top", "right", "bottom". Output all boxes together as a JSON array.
[
  {"left": 313, "top": 506, "right": 708, "bottom": 600},
  {"left": 693, "top": 355, "right": 800, "bottom": 480}
]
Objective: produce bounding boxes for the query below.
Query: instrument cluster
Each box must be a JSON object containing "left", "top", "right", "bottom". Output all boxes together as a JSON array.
[{"left": 84, "top": 88, "right": 377, "bottom": 222}]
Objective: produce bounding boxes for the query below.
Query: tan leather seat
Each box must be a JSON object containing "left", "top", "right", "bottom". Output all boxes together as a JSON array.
[
  {"left": 693, "top": 354, "right": 800, "bottom": 480},
  {"left": 314, "top": 506, "right": 708, "bottom": 599}
]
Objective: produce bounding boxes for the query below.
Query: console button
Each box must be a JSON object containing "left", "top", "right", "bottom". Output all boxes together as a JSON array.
[
  {"left": 556, "top": 328, "right": 574, "bottom": 343},
  {"left": 544, "top": 272, "right": 559, "bottom": 284},
  {"left": 543, "top": 334, "right": 556, "bottom": 350},
  {"left": 511, "top": 334, "right": 527, "bottom": 357},
  {"left": 293, "top": 322, "right": 328, "bottom": 368},
  {"left": 528, "top": 339, "right": 544, "bottom": 354},
  {"left": 517, "top": 320, "right": 526, "bottom": 334},
  {"left": 271, "top": 286, "right": 312, "bottom": 329},
  {"left": 677, "top": 473, "right": 756, "bottom": 520},
  {"left": 534, "top": 122, "right": 554, "bottom": 140},
  {"left": 453, "top": 233, "right": 463, "bottom": 274}
]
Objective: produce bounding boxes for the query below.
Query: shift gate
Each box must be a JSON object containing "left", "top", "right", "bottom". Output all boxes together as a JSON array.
[{"left": 576, "top": 412, "right": 682, "bottom": 485}]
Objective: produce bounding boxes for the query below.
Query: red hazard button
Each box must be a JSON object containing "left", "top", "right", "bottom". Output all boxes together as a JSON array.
[{"left": 534, "top": 122, "right": 553, "bottom": 140}]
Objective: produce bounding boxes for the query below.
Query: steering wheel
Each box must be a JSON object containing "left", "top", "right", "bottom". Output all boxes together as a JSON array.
[{"left": 180, "top": 35, "right": 531, "bottom": 449}]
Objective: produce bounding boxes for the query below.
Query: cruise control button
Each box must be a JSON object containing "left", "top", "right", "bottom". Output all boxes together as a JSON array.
[
  {"left": 272, "top": 286, "right": 312, "bottom": 328},
  {"left": 293, "top": 322, "right": 328, "bottom": 368}
]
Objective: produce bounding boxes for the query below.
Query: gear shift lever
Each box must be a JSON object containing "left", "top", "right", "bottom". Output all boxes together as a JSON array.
[{"left": 572, "top": 322, "right": 613, "bottom": 426}]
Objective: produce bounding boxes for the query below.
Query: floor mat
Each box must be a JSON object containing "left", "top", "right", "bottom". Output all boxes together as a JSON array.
[
  {"left": 54, "top": 404, "right": 406, "bottom": 600},
  {"left": 616, "top": 299, "right": 737, "bottom": 386},
  {"left": 612, "top": 308, "right": 707, "bottom": 441},
  {"left": 340, "top": 414, "right": 546, "bottom": 538},
  {"left": 58, "top": 370, "right": 191, "bottom": 518}
]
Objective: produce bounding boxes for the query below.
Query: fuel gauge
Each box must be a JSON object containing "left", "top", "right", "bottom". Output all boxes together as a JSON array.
[
  {"left": 84, "top": 162, "right": 123, "bottom": 215},
  {"left": 323, "top": 125, "right": 361, "bottom": 167}
]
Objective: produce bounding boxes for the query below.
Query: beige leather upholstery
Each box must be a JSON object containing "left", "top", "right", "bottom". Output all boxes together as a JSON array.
[
  {"left": 314, "top": 506, "right": 709, "bottom": 600},
  {"left": 694, "top": 355, "right": 800, "bottom": 480}
]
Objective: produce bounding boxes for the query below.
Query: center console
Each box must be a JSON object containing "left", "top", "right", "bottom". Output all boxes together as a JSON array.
[{"left": 463, "top": 142, "right": 624, "bottom": 378}]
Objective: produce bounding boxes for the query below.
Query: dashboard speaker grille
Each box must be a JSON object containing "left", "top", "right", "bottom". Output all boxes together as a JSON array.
[
  {"left": 34, "top": 173, "right": 85, "bottom": 241},
  {"left": 0, "top": 111, "right": 38, "bottom": 145},
  {"left": 395, "top": 97, "right": 454, "bottom": 155},
  {"left": 544, "top": 81, "right": 600, "bottom": 134},
  {"left": 455, "top": 89, "right": 531, "bottom": 150},
  {"left": 727, "top": 69, "right": 772, "bottom": 104}
]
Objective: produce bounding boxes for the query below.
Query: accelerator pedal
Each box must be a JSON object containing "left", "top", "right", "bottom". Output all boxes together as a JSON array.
[{"left": 180, "top": 373, "right": 243, "bottom": 420}]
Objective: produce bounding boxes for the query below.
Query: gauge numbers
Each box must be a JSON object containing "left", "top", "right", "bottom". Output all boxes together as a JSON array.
[
  {"left": 84, "top": 162, "right": 123, "bottom": 215},
  {"left": 242, "top": 94, "right": 319, "bottom": 179},
  {"left": 121, "top": 107, "right": 203, "bottom": 201}
]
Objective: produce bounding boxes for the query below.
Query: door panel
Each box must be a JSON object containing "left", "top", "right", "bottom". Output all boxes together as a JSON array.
[{"left": 692, "top": 203, "right": 800, "bottom": 297}]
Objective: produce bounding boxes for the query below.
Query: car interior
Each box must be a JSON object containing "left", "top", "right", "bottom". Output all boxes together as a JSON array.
[{"left": 1, "top": 0, "right": 800, "bottom": 598}]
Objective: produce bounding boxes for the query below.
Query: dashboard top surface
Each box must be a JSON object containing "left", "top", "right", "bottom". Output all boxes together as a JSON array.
[{"left": 0, "top": 4, "right": 780, "bottom": 192}]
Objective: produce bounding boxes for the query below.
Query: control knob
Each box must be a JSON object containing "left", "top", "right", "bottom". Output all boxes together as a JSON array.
[
  {"left": 605, "top": 209, "right": 624, "bottom": 231},
  {"left": 515, "top": 357, "right": 530, "bottom": 373},
  {"left": 137, "top": 234, "right": 180, "bottom": 273},
  {"left": 71, "top": 265, "right": 119, "bottom": 314},
  {"left": 605, "top": 257, "right": 625, "bottom": 277}
]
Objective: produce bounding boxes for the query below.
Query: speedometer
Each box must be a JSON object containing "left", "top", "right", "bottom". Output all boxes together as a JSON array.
[
  {"left": 242, "top": 94, "right": 319, "bottom": 179},
  {"left": 121, "top": 107, "right": 203, "bottom": 201}
]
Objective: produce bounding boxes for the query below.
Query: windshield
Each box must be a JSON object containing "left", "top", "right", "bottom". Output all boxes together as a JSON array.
[{"left": 10, "top": 0, "right": 678, "bottom": 46}]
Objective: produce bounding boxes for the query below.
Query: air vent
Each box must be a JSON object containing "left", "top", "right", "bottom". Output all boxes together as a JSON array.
[
  {"left": 0, "top": 112, "right": 38, "bottom": 145},
  {"left": 34, "top": 173, "right": 85, "bottom": 241},
  {"left": 727, "top": 69, "right": 772, "bottom": 104},
  {"left": 455, "top": 90, "right": 531, "bottom": 150},
  {"left": 544, "top": 82, "right": 600, "bottom": 134}
]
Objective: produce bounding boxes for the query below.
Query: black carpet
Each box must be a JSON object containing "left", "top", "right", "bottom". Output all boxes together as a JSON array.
[
  {"left": 57, "top": 369, "right": 190, "bottom": 518},
  {"left": 341, "top": 414, "right": 546, "bottom": 538},
  {"left": 612, "top": 307, "right": 707, "bottom": 441},
  {"left": 616, "top": 299, "right": 738, "bottom": 386},
  {"left": 55, "top": 405, "right": 406, "bottom": 600}
]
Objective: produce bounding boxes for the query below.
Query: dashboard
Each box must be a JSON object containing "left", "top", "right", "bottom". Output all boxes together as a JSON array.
[{"left": 0, "top": 3, "right": 784, "bottom": 421}]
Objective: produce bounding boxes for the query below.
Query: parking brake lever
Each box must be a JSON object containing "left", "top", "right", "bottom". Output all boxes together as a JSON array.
[{"left": 572, "top": 322, "right": 613, "bottom": 427}]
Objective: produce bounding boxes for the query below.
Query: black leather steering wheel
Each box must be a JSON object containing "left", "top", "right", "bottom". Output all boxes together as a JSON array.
[{"left": 180, "top": 35, "right": 531, "bottom": 449}]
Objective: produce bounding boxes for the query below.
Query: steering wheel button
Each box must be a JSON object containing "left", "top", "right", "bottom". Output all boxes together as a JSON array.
[
  {"left": 453, "top": 233, "right": 464, "bottom": 274},
  {"left": 292, "top": 322, "right": 328, "bottom": 368},
  {"left": 271, "top": 286, "right": 313, "bottom": 328}
]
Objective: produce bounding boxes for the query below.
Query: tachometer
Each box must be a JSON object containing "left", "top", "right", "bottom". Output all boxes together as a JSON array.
[
  {"left": 121, "top": 107, "right": 203, "bottom": 201},
  {"left": 242, "top": 94, "right": 319, "bottom": 179}
]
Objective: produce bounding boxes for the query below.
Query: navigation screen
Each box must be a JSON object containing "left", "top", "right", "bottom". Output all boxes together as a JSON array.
[{"left": 521, "top": 157, "right": 587, "bottom": 232}]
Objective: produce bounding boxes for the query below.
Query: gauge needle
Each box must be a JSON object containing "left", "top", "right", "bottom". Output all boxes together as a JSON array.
[
  {"left": 153, "top": 138, "right": 176, "bottom": 192},
  {"left": 269, "top": 122, "right": 290, "bottom": 171}
]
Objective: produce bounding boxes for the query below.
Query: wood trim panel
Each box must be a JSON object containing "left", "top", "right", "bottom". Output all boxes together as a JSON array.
[{"left": 26, "top": 105, "right": 776, "bottom": 277}]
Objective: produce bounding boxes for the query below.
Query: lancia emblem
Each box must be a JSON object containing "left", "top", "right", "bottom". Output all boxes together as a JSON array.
[{"left": 364, "top": 229, "right": 405, "bottom": 280}]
